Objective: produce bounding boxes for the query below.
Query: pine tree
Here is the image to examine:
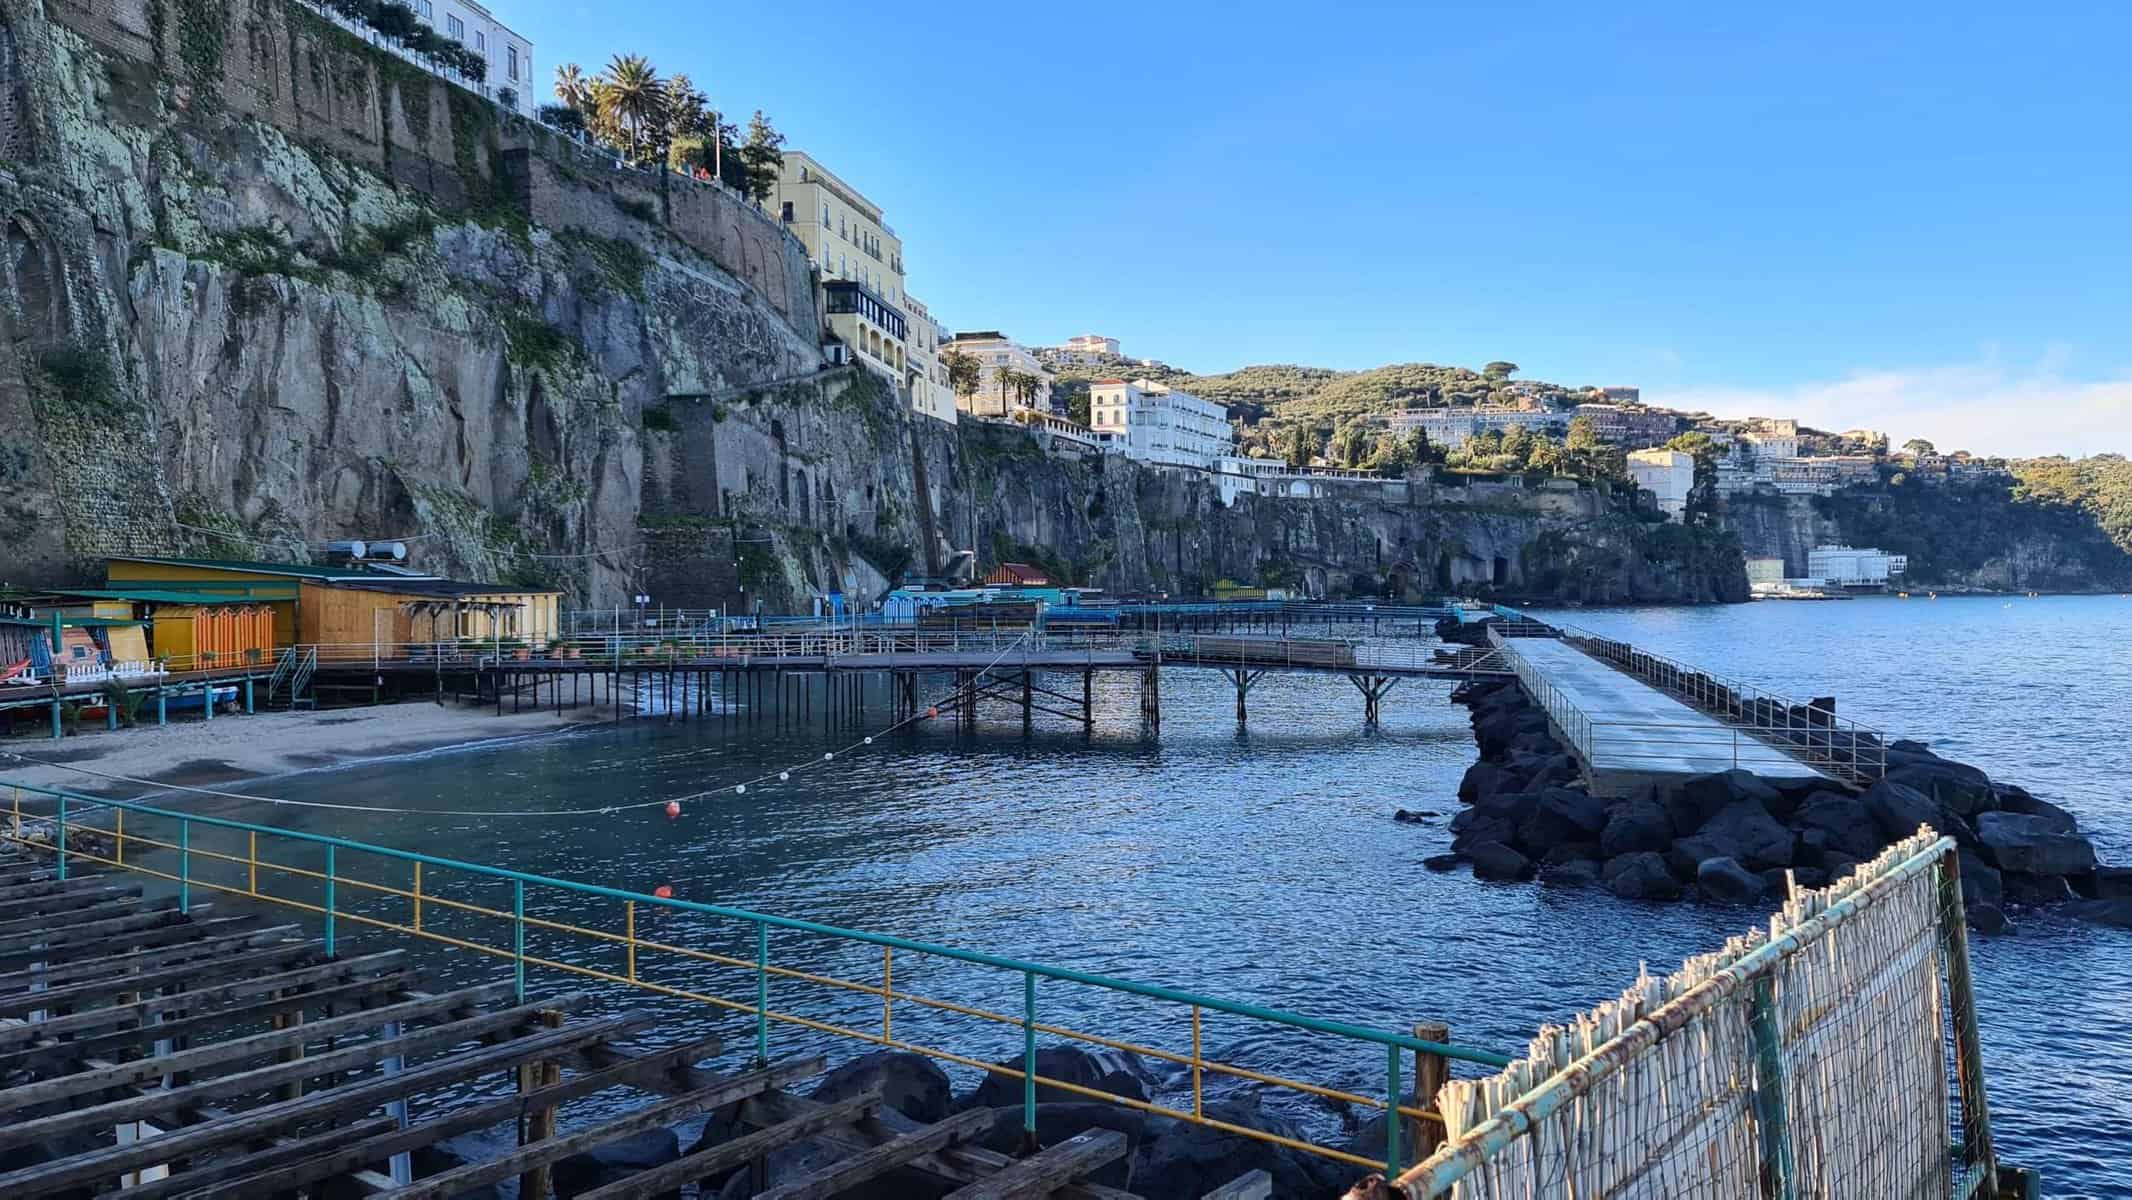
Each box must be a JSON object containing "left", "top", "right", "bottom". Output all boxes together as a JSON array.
[{"left": 740, "top": 111, "right": 786, "bottom": 203}]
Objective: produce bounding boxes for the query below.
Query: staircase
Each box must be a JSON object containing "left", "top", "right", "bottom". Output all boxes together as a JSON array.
[{"left": 264, "top": 646, "right": 319, "bottom": 709}]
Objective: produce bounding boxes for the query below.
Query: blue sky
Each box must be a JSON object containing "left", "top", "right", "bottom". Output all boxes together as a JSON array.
[{"left": 517, "top": 2, "right": 2132, "bottom": 454}]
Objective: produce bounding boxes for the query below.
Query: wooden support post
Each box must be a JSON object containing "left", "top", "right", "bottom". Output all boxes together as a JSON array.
[
  {"left": 1083, "top": 670, "right": 1093, "bottom": 733},
  {"left": 1022, "top": 672, "right": 1033, "bottom": 734},
  {"left": 1412, "top": 1020, "right": 1451, "bottom": 1161},
  {"left": 518, "top": 1009, "right": 566, "bottom": 1200}
]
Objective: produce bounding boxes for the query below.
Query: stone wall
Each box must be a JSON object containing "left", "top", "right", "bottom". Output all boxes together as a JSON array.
[{"left": 39, "top": 0, "right": 818, "bottom": 335}]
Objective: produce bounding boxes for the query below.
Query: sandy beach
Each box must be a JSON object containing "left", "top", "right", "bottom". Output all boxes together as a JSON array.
[{"left": 0, "top": 697, "right": 615, "bottom": 796}]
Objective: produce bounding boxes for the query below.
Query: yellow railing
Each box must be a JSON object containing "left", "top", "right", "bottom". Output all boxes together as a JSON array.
[{"left": 4, "top": 784, "right": 1504, "bottom": 1176}]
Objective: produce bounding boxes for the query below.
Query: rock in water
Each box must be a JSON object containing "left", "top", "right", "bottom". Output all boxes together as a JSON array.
[
  {"left": 1466, "top": 841, "right": 1534, "bottom": 881},
  {"left": 553, "top": 1129, "right": 680, "bottom": 1199},
  {"left": 1603, "top": 852, "right": 1682, "bottom": 901},
  {"left": 1598, "top": 794, "right": 1673, "bottom": 858},
  {"left": 809, "top": 1051, "right": 951, "bottom": 1124},
  {"left": 1698, "top": 800, "right": 1796, "bottom": 870},
  {"left": 1423, "top": 853, "right": 1464, "bottom": 873},
  {"left": 1515, "top": 788, "right": 1609, "bottom": 850},
  {"left": 1696, "top": 857, "right": 1765, "bottom": 905},
  {"left": 964, "top": 1045, "right": 1155, "bottom": 1110},
  {"left": 1974, "top": 812, "right": 2098, "bottom": 877},
  {"left": 1793, "top": 791, "right": 1881, "bottom": 860}
]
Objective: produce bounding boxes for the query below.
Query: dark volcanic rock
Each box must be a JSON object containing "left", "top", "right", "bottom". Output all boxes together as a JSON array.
[
  {"left": 1540, "top": 841, "right": 1600, "bottom": 866},
  {"left": 2071, "top": 899, "right": 2132, "bottom": 929},
  {"left": 1992, "top": 789, "right": 2079, "bottom": 834},
  {"left": 1699, "top": 800, "right": 1796, "bottom": 870},
  {"left": 1665, "top": 832, "right": 1740, "bottom": 882},
  {"left": 965, "top": 1045, "right": 1154, "bottom": 1110},
  {"left": 1958, "top": 849, "right": 2003, "bottom": 912},
  {"left": 1458, "top": 761, "right": 1511, "bottom": 805},
  {"left": 1793, "top": 791, "right": 1881, "bottom": 860},
  {"left": 1975, "top": 812, "right": 2098, "bottom": 877},
  {"left": 1467, "top": 841, "right": 1534, "bottom": 881},
  {"left": 1604, "top": 852, "right": 1682, "bottom": 901},
  {"left": 2079, "top": 866, "right": 2132, "bottom": 900},
  {"left": 1450, "top": 814, "right": 1516, "bottom": 853},
  {"left": 1516, "top": 788, "right": 1609, "bottom": 850},
  {"left": 1133, "top": 1093, "right": 1347, "bottom": 1199},
  {"left": 1970, "top": 902, "right": 2011, "bottom": 935},
  {"left": 1884, "top": 759, "right": 1997, "bottom": 818},
  {"left": 554, "top": 1129, "right": 680, "bottom": 1200},
  {"left": 810, "top": 1051, "right": 952, "bottom": 1124},
  {"left": 1423, "top": 853, "right": 1463, "bottom": 873},
  {"left": 1696, "top": 857, "right": 1765, "bottom": 905},
  {"left": 1861, "top": 778, "right": 1948, "bottom": 844},
  {"left": 1599, "top": 794, "right": 1674, "bottom": 858},
  {"left": 2003, "top": 872, "right": 2077, "bottom": 908}
]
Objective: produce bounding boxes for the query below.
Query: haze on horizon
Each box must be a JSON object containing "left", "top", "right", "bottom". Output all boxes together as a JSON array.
[{"left": 523, "top": 1, "right": 2132, "bottom": 458}]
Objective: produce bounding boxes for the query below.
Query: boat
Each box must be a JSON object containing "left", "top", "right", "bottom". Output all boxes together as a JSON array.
[{"left": 163, "top": 685, "right": 239, "bottom": 713}]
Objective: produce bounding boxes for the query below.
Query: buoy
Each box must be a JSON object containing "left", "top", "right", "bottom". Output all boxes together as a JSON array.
[
  {"left": 822, "top": 752, "right": 833, "bottom": 761},
  {"left": 653, "top": 884, "right": 674, "bottom": 899},
  {"left": 778, "top": 771, "right": 790, "bottom": 781},
  {"left": 926, "top": 706, "right": 939, "bottom": 719},
  {"left": 663, "top": 800, "right": 681, "bottom": 820},
  {"left": 735, "top": 783, "right": 747, "bottom": 795}
]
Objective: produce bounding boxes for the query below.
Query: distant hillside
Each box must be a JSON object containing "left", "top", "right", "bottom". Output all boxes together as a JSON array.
[{"left": 1046, "top": 357, "right": 1585, "bottom": 424}]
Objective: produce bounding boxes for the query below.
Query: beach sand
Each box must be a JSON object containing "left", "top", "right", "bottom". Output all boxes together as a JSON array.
[{"left": 0, "top": 696, "right": 614, "bottom": 796}]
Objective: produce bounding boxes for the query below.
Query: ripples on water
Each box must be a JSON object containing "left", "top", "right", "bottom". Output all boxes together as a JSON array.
[{"left": 165, "top": 596, "right": 2127, "bottom": 1195}]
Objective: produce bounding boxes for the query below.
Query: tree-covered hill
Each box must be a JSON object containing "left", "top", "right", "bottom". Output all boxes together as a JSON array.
[
  {"left": 2009, "top": 454, "right": 2132, "bottom": 557},
  {"left": 1044, "top": 357, "right": 1580, "bottom": 422}
]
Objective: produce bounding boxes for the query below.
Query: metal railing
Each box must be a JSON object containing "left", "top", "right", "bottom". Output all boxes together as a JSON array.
[
  {"left": 1, "top": 780, "right": 1512, "bottom": 1178},
  {"left": 1488, "top": 609, "right": 1887, "bottom": 783}
]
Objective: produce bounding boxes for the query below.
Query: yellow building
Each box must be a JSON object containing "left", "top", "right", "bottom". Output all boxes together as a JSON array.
[
  {"left": 942, "top": 331, "right": 1055, "bottom": 419},
  {"left": 769, "top": 151, "right": 918, "bottom": 387},
  {"left": 902, "top": 295, "right": 957, "bottom": 424},
  {"left": 103, "top": 558, "right": 560, "bottom": 651}
]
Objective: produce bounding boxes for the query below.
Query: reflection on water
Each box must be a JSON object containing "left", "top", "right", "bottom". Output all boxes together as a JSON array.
[{"left": 151, "top": 597, "right": 2131, "bottom": 1194}]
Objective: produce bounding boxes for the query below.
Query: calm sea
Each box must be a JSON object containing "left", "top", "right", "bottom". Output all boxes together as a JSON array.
[{"left": 149, "top": 595, "right": 2132, "bottom": 1195}]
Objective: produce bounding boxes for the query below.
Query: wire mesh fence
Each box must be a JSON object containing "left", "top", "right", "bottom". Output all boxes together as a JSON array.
[{"left": 1359, "top": 827, "right": 1996, "bottom": 1200}]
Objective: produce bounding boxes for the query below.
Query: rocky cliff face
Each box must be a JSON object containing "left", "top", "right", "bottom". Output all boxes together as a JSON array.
[
  {"left": 0, "top": 0, "right": 1746, "bottom": 611},
  {"left": 1720, "top": 485, "right": 2132, "bottom": 592}
]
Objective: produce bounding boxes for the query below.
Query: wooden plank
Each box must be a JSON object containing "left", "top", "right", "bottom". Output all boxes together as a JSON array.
[
  {"left": 0, "top": 903, "right": 200, "bottom": 965},
  {"left": 195, "top": 1030, "right": 732, "bottom": 1200},
  {"left": 0, "top": 939, "right": 340, "bottom": 1017},
  {"left": 0, "top": 892, "right": 145, "bottom": 937},
  {"left": 0, "top": 980, "right": 514, "bottom": 1115},
  {"left": 376, "top": 1056, "right": 828, "bottom": 1200},
  {"left": 1199, "top": 1168, "right": 1273, "bottom": 1199},
  {"left": 0, "top": 967, "right": 419, "bottom": 1075},
  {"left": 0, "top": 1000, "right": 636, "bottom": 1196},
  {"left": 102, "top": 1116, "right": 400, "bottom": 1200},
  {"left": 737, "top": 1092, "right": 1139, "bottom": 1200},
  {"left": 0, "top": 878, "right": 140, "bottom": 918},
  {"left": 754, "top": 1108, "right": 994, "bottom": 1200},
  {"left": 940, "top": 1129, "right": 1128, "bottom": 1200},
  {"left": 0, "top": 989, "right": 574, "bottom": 1151},
  {"left": 0, "top": 917, "right": 287, "bottom": 990},
  {"left": 576, "top": 1088, "right": 884, "bottom": 1200}
]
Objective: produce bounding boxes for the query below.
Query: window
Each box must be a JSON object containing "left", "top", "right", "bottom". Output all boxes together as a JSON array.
[
  {"left": 508, "top": 45, "right": 519, "bottom": 80},
  {"left": 417, "top": 0, "right": 432, "bottom": 15},
  {"left": 474, "top": 30, "right": 485, "bottom": 51},
  {"left": 779, "top": 202, "right": 794, "bottom": 221},
  {"left": 446, "top": 13, "right": 463, "bottom": 38}
]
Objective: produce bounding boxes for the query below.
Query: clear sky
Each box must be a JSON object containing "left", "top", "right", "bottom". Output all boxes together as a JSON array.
[{"left": 514, "top": 2, "right": 2131, "bottom": 456}]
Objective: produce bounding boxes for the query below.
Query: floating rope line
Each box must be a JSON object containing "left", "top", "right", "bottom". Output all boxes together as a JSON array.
[{"left": 0, "top": 630, "right": 1031, "bottom": 819}]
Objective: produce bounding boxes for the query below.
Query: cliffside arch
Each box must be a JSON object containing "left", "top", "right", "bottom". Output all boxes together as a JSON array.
[{"left": 7, "top": 212, "right": 68, "bottom": 344}]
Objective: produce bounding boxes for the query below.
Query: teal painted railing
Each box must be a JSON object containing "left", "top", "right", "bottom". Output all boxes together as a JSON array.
[{"left": 4, "top": 778, "right": 1511, "bottom": 1176}]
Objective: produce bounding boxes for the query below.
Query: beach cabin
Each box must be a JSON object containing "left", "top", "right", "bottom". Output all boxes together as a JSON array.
[
  {"left": 0, "top": 613, "right": 156, "bottom": 684},
  {"left": 102, "top": 558, "right": 562, "bottom": 653},
  {"left": 48, "top": 589, "right": 279, "bottom": 671}
]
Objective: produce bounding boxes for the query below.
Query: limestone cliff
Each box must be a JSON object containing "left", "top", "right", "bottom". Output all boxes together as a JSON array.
[
  {"left": 0, "top": 0, "right": 1745, "bottom": 612},
  {"left": 1720, "top": 484, "right": 2132, "bottom": 592}
]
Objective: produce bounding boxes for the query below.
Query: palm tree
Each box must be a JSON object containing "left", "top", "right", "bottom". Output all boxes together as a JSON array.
[
  {"left": 596, "top": 54, "right": 666, "bottom": 163},
  {"left": 942, "top": 349, "right": 980, "bottom": 410},
  {"left": 1011, "top": 371, "right": 1044, "bottom": 411},
  {"left": 554, "top": 62, "right": 592, "bottom": 113}
]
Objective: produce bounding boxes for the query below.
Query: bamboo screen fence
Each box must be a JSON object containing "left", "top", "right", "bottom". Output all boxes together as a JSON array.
[{"left": 1395, "top": 827, "right": 1987, "bottom": 1199}]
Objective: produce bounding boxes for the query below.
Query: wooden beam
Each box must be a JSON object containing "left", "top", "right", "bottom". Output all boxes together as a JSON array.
[
  {"left": 753, "top": 1108, "right": 993, "bottom": 1200},
  {"left": 0, "top": 892, "right": 146, "bottom": 937},
  {"left": 0, "top": 878, "right": 140, "bottom": 919},
  {"left": 0, "top": 1000, "right": 634, "bottom": 1195},
  {"left": 0, "top": 988, "right": 564, "bottom": 1151},
  {"left": 0, "top": 918, "right": 289, "bottom": 991},
  {"left": 377, "top": 1056, "right": 827, "bottom": 1200},
  {"left": 575, "top": 1089, "right": 884, "bottom": 1200},
  {"left": 0, "top": 940, "right": 344, "bottom": 1018},
  {"left": 0, "top": 968, "right": 418, "bottom": 1075},
  {"left": 736, "top": 1092, "right": 1139, "bottom": 1200},
  {"left": 0, "top": 903, "right": 205, "bottom": 966},
  {"left": 0, "top": 980, "right": 514, "bottom": 1115},
  {"left": 92, "top": 1116, "right": 400, "bottom": 1200},
  {"left": 940, "top": 1129, "right": 1128, "bottom": 1200},
  {"left": 199, "top": 1030, "right": 731, "bottom": 1200}
]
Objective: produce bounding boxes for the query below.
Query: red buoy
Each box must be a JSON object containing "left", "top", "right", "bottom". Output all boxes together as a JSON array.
[
  {"left": 925, "top": 706, "right": 939, "bottom": 719},
  {"left": 653, "top": 884, "right": 674, "bottom": 899},
  {"left": 663, "top": 800, "right": 681, "bottom": 820}
]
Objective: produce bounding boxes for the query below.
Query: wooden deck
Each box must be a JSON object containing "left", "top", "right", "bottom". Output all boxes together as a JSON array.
[{"left": 0, "top": 849, "right": 1262, "bottom": 1198}]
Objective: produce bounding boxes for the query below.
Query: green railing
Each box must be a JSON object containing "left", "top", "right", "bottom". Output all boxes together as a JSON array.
[{"left": 3, "top": 778, "right": 1511, "bottom": 1177}]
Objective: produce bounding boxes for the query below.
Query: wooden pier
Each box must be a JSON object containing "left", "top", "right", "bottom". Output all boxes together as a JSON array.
[{"left": 0, "top": 848, "right": 1258, "bottom": 1198}]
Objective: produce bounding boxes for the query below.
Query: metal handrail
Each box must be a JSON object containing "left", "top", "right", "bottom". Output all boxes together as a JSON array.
[{"left": 2, "top": 779, "right": 1512, "bottom": 1178}]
